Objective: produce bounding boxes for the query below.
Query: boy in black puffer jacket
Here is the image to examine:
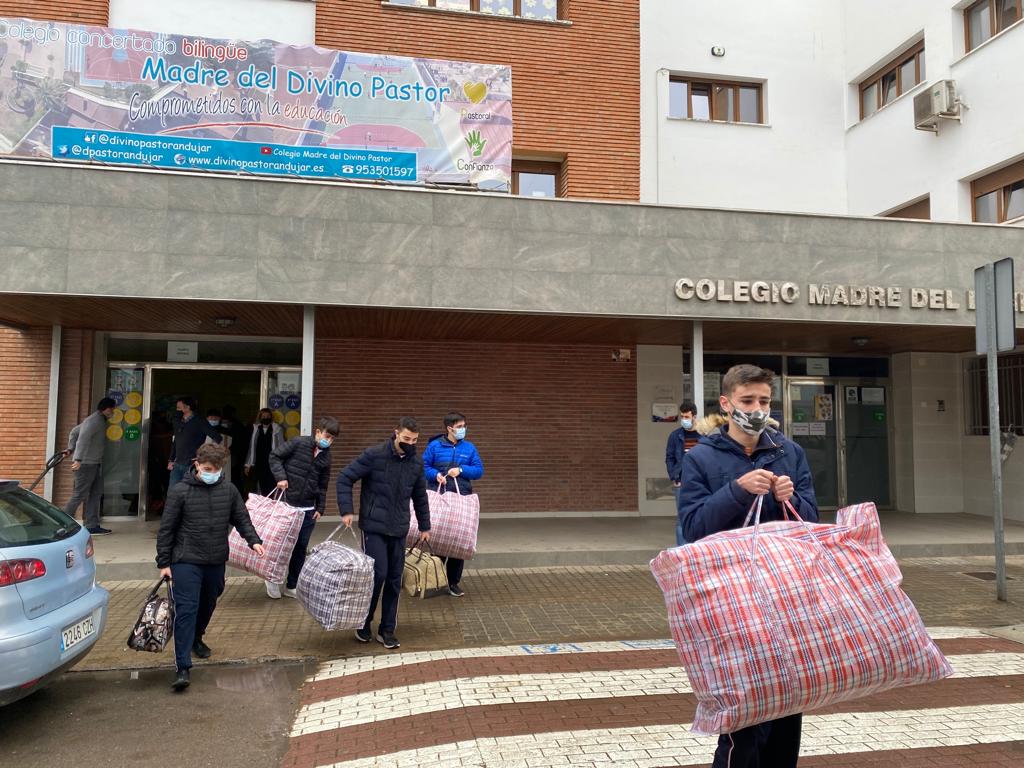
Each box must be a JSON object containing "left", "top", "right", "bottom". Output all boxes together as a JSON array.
[
  {"left": 265, "top": 416, "right": 340, "bottom": 599},
  {"left": 157, "top": 443, "right": 264, "bottom": 692}
]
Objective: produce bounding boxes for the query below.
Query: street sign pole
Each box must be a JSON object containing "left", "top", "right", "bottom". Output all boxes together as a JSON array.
[
  {"left": 982, "top": 264, "right": 1007, "bottom": 601},
  {"left": 976, "top": 258, "right": 1015, "bottom": 602}
]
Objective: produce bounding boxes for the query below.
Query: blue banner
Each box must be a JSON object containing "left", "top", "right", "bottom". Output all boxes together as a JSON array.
[{"left": 51, "top": 126, "right": 418, "bottom": 181}]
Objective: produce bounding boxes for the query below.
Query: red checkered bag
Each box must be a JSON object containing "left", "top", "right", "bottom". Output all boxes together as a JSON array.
[
  {"left": 406, "top": 478, "right": 479, "bottom": 560},
  {"left": 650, "top": 498, "right": 953, "bottom": 735},
  {"left": 228, "top": 490, "right": 309, "bottom": 583}
]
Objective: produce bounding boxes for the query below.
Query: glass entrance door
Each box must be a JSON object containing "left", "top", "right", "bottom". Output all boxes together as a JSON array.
[
  {"left": 841, "top": 382, "right": 891, "bottom": 507},
  {"left": 787, "top": 380, "right": 839, "bottom": 508}
]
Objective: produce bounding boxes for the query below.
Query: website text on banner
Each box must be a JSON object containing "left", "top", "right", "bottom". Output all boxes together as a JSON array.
[{"left": 0, "top": 16, "right": 512, "bottom": 188}]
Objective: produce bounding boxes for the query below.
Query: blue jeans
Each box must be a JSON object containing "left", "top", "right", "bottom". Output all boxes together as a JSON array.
[
  {"left": 286, "top": 509, "right": 318, "bottom": 589},
  {"left": 361, "top": 531, "right": 405, "bottom": 635},
  {"left": 674, "top": 486, "right": 686, "bottom": 547},
  {"left": 169, "top": 563, "right": 225, "bottom": 671},
  {"left": 169, "top": 463, "right": 190, "bottom": 490}
]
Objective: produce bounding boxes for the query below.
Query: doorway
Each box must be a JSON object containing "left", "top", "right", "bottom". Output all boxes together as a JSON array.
[
  {"left": 146, "top": 368, "right": 262, "bottom": 519},
  {"left": 786, "top": 378, "right": 892, "bottom": 509}
]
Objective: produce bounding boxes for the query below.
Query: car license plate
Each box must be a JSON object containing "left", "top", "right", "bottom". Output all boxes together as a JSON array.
[{"left": 60, "top": 614, "right": 95, "bottom": 652}]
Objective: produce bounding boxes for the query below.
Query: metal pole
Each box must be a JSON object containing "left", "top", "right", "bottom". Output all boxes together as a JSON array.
[
  {"left": 692, "top": 321, "right": 704, "bottom": 417},
  {"left": 984, "top": 264, "right": 1008, "bottom": 601},
  {"left": 300, "top": 305, "right": 315, "bottom": 435},
  {"left": 43, "top": 325, "right": 62, "bottom": 501}
]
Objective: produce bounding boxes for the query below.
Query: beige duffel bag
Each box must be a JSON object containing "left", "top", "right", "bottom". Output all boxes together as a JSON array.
[{"left": 402, "top": 546, "right": 448, "bottom": 599}]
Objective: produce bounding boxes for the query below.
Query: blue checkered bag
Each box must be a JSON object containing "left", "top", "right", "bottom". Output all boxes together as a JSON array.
[{"left": 296, "top": 525, "right": 374, "bottom": 631}]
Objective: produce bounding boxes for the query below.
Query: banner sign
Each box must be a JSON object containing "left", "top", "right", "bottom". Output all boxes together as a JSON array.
[{"left": 0, "top": 17, "right": 512, "bottom": 188}]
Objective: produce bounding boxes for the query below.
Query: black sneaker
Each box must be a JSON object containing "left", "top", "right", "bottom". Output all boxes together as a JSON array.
[
  {"left": 376, "top": 632, "right": 400, "bottom": 649},
  {"left": 192, "top": 639, "right": 212, "bottom": 659},
  {"left": 87, "top": 526, "right": 112, "bottom": 536},
  {"left": 354, "top": 628, "right": 372, "bottom": 643},
  {"left": 172, "top": 668, "right": 190, "bottom": 692},
  {"left": 448, "top": 584, "right": 465, "bottom": 598}
]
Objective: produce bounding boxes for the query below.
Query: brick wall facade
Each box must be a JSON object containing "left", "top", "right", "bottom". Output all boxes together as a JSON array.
[
  {"left": 0, "top": 1, "right": 106, "bottom": 24},
  {"left": 315, "top": 1, "right": 640, "bottom": 201},
  {"left": 314, "top": 339, "right": 637, "bottom": 515},
  {"left": 0, "top": 326, "right": 51, "bottom": 487}
]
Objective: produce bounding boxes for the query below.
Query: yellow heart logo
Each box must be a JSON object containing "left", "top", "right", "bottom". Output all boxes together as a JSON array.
[{"left": 463, "top": 82, "right": 487, "bottom": 104}]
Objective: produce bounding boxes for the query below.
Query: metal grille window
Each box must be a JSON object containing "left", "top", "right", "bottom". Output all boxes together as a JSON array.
[{"left": 964, "top": 353, "right": 1024, "bottom": 435}]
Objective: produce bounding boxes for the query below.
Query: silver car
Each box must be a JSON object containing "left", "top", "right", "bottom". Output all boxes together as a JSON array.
[{"left": 0, "top": 480, "right": 110, "bottom": 704}]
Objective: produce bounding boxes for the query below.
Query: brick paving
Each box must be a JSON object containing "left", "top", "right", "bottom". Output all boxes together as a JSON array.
[{"left": 84, "top": 556, "right": 1024, "bottom": 670}]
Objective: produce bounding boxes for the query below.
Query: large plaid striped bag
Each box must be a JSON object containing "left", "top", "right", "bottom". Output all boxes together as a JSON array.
[
  {"left": 406, "top": 479, "right": 479, "bottom": 560},
  {"left": 227, "top": 490, "right": 308, "bottom": 584},
  {"left": 297, "top": 525, "right": 374, "bottom": 631},
  {"left": 650, "top": 498, "right": 952, "bottom": 735}
]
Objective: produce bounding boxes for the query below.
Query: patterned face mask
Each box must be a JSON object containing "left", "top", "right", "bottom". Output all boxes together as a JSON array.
[{"left": 729, "top": 402, "right": 769, "bottom": 436}]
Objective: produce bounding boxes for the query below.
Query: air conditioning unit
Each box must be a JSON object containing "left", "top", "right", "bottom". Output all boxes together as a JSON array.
[{"left": 914, "top": 80, "right": 961, "bottom": 133}]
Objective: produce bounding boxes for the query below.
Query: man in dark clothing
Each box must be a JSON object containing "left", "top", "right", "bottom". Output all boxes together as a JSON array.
[
  {"left": 245, "top": 407, "right": 284, "bottom": 495},
  {"left": 157, "top": 443, "right": 264, "bottom": 692},
  {"left": 665, "top": 400, "right": 699, "bottom": 546},
  {"left": 337, "top": 416, "right": 431, "bottom": 650},
  {"left": 265, "top": 416, "right": 340, "bottom": 599},
  {"left": 167, "top": 397, "right": 222, "bottom": 490},
  {"left": 678, "top": 364, "right": 818, "bottom": 768},
  {"left": 64, "top": 397, "right": 117, "bottom": 535}
]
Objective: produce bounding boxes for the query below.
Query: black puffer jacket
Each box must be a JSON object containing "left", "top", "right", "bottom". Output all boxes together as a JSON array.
[
  {"left": 269, "top": 436, "right": 331, "bottom": 513},
  {"left": 156, "top": 470, "right": 262, "bottom": 568},
  {"left": 336, "top": 437, "right": 430, "bottom": 538}
]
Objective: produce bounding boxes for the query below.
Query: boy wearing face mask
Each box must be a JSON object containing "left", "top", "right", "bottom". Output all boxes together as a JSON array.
[
  {"left": 678, "top": 364, "right": 818, "bottom": 768},
  {"left": 264, "top": 416, "right": 340, "bottom": 599},
  {"left": 245, "top": 407, "right": 284, "bottom": 495},
  {"left": 156, "top": 443, "right": 265, "bottom": 692},
  {"left": 422, "top": 411, "right": 485, "bottom": 597},
  {"left": 337, "top": 416, "right": 431, "bottom": 650},
  {"left": 665, "top": 401, "right": 699, "bottom": 546}
]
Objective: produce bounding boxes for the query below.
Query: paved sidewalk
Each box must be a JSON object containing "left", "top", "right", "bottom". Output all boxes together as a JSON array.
[{"left": 83, "top": 555, "right": 1024, "bottom": 671}]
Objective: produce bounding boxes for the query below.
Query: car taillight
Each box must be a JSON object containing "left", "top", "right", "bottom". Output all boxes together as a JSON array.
[
  {"left": 85, "top": 536, "right": 94, "bottom": 559},
  {"left": 0, "top": 559, "right": 47, "bottom": 587}
]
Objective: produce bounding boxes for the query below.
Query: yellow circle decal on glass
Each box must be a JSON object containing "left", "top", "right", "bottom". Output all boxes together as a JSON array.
[
  {"left": 284, "top": 410, "right": 301, "bottom": 426},
  {"left": 273, "top": 410, "right": 285, "bottom": 424},
  {"left": 106, "top": 425, "right": 124, "bottom": 441},
  {"left": 285, "top": 427, "right": 301, "bottom": 441},
  {"left": 125, "top": 391, "right": 143, "bottom": 408},
  {"left": 124, "top": 408, "right": 142, "bottom": 425},
  {"left": 109, "top": 408, "right": 124, "bottom": 424}
]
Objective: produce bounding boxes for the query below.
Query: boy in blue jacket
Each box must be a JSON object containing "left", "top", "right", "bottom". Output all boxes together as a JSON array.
[
  {"left": 422, "top": 411, "right": 484, "bottom": 597},
  {"left": 677, "top": 364, "right": 818, "bottom": 768}
]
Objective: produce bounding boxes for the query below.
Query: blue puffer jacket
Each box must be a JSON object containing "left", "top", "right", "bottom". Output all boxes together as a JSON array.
[
  {"left": 422, "top": 436, "right": 484, "bottom": 495},
  {"left": 678, "top": 424, "right": 818, "bottom": 543}
]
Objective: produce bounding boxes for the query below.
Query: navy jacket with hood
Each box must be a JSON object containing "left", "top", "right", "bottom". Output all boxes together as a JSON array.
[
  {"left": 336, "top": 437, "right": 430, "bottom": 538},
  {"left": 677, "top": 422, "right": 818, "bottom": 544}
]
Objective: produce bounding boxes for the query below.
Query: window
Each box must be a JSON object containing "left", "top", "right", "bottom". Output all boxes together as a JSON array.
[
  {"left": 668, "top": 78, "right": 763, "bottom": 123},
  {"left": 972, "top": 158, "right": 1024, "bottom": 223},
  {"left": 512, "top": 160, "right": 562, "bottom": 197},
  {"left": 858, "top": 41, "right": 925, "bottom": 119},
  {"left": 965, "top": 0, "right": 1023, "bottom": 51},
  {"left": 388, "top": 0, "right": 562, "bottom": 21},
  {"left": 964, "top": 353, "right": 1024, "bottom": 436}
]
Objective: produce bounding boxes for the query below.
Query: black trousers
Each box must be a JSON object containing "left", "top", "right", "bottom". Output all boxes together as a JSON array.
[
  {"left": 170, "top": 563, "right": 226, "bottom": 671},
  {"left": 286, "top": 509, "right": 318, "bottom": 589},
  {"left": 712, "top": 714, "right": 802, "bottom": 768},
  {"left": 361, "top": 531, "right": 404, "bottom": 635},
  {"left": 444, "top": 556, "right": 464, "bottom": 587},
  {"left": 256, "top": 464, "right": 276, "bottom": 496}
]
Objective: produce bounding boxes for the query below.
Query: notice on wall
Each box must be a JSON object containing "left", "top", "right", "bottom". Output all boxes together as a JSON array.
[
  {"left": 809, "top": 421, "right": 827, "bottom": 436},
  {"left": 807, "top": 357, "right": 830, "bottom": 376},
  {"left": 792, "top": 423, "right": 810, "bottom": 436},
  {"left": 862, "top": 387, "right": 886, "bottom": 405},
  {"left": 845, "top": 386, "right": 859, "bottom": 404},
  {"left": 651, "top": 401, "right": 678, "bottom": 423},
  {"left": 167, "top": 341, "right": 198, "bottom": 362}
]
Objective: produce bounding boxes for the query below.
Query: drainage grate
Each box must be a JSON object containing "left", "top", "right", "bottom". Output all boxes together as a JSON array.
[{"left": 963, "top": 571, "right": 1016, "bottom": 582}]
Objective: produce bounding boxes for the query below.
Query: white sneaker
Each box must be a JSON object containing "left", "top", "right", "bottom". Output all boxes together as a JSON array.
[
  {"left": 265, "top": 581, "right": 282, "bottom": 599},
  {"left": 281, "top": 587, "right": 297, "bottom": 599}
]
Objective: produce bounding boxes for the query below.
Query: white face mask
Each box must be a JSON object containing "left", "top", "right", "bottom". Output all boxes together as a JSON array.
[{"left": 680, "top": 418, "right": 694, "bottom": 430}]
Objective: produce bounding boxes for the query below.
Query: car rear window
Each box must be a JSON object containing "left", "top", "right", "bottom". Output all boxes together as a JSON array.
[{"left": 0, "top": 487, "right": 81, "bottom": 547}]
